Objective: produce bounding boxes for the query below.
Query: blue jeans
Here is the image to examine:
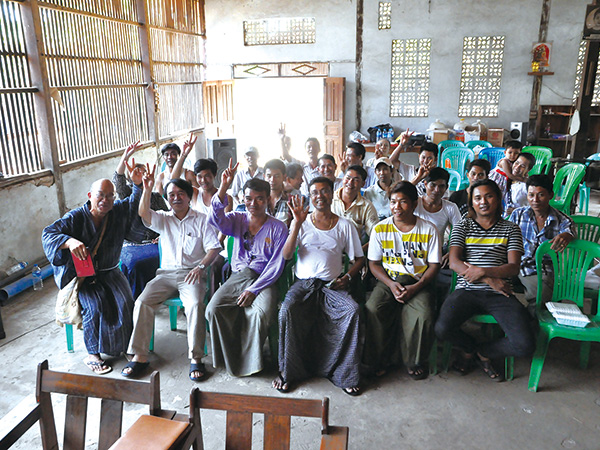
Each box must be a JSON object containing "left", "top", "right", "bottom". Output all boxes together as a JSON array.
[{"left": 434, "top": 289, "right": 535, "bottom": 359}]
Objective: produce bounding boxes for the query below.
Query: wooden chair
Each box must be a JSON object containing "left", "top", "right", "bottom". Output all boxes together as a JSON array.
[
  {"left": 0, "top": 360, "right": 184, "bottom": 450},
  {"left": 178, "top": 388, "right": 349, "bottom": 450}
]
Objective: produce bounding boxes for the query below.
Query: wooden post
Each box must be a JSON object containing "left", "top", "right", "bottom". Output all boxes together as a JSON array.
[
  {"left": 136, "top": 0, "right": 159, "bottom": 152},
  {"left": 355, "top": 0, "right": 364, "bottom": 132},
  {"left": 528, "top": 0, "right": 551, "bottom": 142},
  {"left": 20, "top": 0, "right": 67, "bottom": 215}
]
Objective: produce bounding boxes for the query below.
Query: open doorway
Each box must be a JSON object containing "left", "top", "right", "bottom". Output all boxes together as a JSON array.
[{"left": 233, "top": 77, "right": 324, "bottom": 165}]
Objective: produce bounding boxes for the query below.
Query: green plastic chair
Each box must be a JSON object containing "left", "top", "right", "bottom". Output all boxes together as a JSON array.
[
  {"left": 572, "top": 215, "right": 600, "bottom": 244},
  {"left": 447, "top": 169, "right": 461, "bottom": 191},
  {"left": 548, "top": 163, "right": 586, "bottom": 216},
  {"left": 579, "top": 153, "right": 600, "bottom": 215},
  {"left": 438, "top": 140, "right": 466, "bottom": 152},
  {"left": 522, "top": 146, "right": 552, "bottom": 175},
  {"left": 440, "top": 272, "right": 514, "bottom": 380},
  {"left": 440, "top": 147, "right": 475, "bottom": 190},
  {"left": 466, "top": 140, "right": 492, "bottom": 150},
  {"left": 477, "top": 147, "right": 505, "bottom": 170},
  {"left": 527, "top": 240, "right": 600, "bottom": 392}
]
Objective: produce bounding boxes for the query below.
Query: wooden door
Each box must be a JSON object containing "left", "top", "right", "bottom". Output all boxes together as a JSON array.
[
  {"left": 323, "top": 77, "right": 345, "bottom": 161},
  {"left": 203, "top": 80, "right": 234, "bottom": 138}
]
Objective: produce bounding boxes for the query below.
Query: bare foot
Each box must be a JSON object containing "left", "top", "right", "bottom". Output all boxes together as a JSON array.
[
  {"left": 84, "top": 355, "right": 111, "bottom": 375},
  {"left": 272, "top": 373, "right": 290, "bottom": 393}
]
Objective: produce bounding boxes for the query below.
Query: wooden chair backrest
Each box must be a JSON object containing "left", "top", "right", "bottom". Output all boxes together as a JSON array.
[
  {"left": 184, "top": 388, "right": 348, "bottom": 450},
  {"left": 36, "top": 359, "right": 166, "bottom": 450}
]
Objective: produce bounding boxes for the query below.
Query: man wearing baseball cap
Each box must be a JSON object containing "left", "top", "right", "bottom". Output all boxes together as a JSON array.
[{"left": 364, "top": 157, "right": 395, "bottom": 221}]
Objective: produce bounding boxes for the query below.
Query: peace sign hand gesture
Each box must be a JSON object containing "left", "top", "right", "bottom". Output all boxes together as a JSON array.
[
  {"left": 221, "top": 158, "right": 239, "bottom": 190},
  {"left": 182, "top": 133, "right": 197, "bottom": 158},
  {"left": 400, "top": 128, "right": 415, "bottom": 147},
  {"left": 142, "top": 163, "right": 156, "bottom": 191},
  {"left": 287, "top": 195, "right": 309, "bottom": 225}
]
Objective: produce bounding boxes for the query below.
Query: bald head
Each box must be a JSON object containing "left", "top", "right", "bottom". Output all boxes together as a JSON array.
[
  {"left": 88, "top": 179, "right": 115, "bottom": 216},
  {"left": 90, "top": 178, "right": 114, "bottom": 194}
]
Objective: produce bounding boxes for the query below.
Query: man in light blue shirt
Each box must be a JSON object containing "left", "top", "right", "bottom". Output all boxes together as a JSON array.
[{"left": 364, "top": 157, "right": 394, "bottom": 220}]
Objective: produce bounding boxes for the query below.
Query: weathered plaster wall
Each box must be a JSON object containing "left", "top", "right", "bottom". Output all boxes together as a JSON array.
[{"left": 205, "top": 0, "right": 589, "bottom": 136}]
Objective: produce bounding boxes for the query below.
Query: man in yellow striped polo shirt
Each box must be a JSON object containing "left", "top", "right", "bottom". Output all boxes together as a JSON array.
[{"left": 364, "top": 181, "right": 441, "bottom": 380}]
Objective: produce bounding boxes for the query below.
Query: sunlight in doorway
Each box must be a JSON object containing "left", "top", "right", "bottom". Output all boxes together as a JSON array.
[{"left": 233, "top": 77, "right": 324, "bottom": 166}]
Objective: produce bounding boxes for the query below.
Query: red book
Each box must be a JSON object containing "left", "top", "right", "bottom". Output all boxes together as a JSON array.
[{"left": 73, "top": 254, "right": 96, "bottom": 277}]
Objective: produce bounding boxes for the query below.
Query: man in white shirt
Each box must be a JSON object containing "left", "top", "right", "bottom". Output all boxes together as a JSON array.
[
  {"left": 504, "top": 152, "right": 536, "bottom": 217},
  {"left": 123, "top": 174, "right": 221, "bottom": 381},
  {"left": 317, "top": 154, "right": 343, "bottom": 191},
  {"left": 390, "top": 141, "right": 438, "bottom": 196},
  {"left": 231, "top": 147, "right": 264, "bottom": 202},
  {"left": 364, "top": 157, "right": 395, "bottom": 220},
  {"left": 273, "top": 177, "right": 365, "bottom": 395}
]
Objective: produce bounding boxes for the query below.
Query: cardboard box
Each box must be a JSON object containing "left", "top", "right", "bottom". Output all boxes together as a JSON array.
[
  {"left": 431, "top": 130, "right": 448, "bottom": 144},
  {"left": 488, "top": 128, "right": 505, "bottom": 147}
]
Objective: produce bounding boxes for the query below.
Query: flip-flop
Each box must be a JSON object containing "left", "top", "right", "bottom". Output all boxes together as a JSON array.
[
  {"left": 272, "top": 373, "right": 290, "bottom": 393},
  {"left": 121, "top": 361, "right": 149, "bottom": 378},
  {"left": 407, "top": 365, "right": 428, "bottom": 381},
  {"left": 85, "top": 359, "right": 112, "bottom": 375},
  {"left": 342, "top": 386, "right": 361, "bottom": 397},
  {"left": 476, "top": 358, "right": 504, "bottom": 382},
  {"left": 189, "top": 362, "right": 207, "bottom": 382}
]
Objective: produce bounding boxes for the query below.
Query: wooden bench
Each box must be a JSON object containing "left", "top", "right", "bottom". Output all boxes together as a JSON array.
[
  {"left": 0, "top": 360, "right": 183, "bottom": 449},
  {"left": 177, "top": 388, "right": 349, "bottom": 450}
]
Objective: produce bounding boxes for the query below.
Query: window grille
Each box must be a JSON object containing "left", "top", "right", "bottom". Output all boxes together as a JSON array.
[
  {"left": 390, "top": 38, "right": 431, "bottom": 117},
  {"left": 243, "top": 17, "right": 316, "bottom": 46},
  {"left": 378, "top": 2, "right": 391, "bottom": 30},
  {"left": 573, "top": 40, "right": 600, "bottom": 106},
  {"left": 458, "top": 35, "right": 504, "bottom": 117},
  {"left": 0, "top": 0, "right": 42, "bottom": 177},
  {"left": 40, "top": 5, "right": 148, "bottom": 163}
]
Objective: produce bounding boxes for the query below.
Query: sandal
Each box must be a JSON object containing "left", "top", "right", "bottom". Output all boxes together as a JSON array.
[
  {"left": 189, "top": 362, "right": 207, "bottom": 382},
  {"left": 272, "top": 373, "right": 290, "bottom": 393},
  {"left": 121, "top": 361, "right": 149, "bottom": 378},
  {"left": 451, "top": 354, "right": 474, "bottom": 376},
  {"left": 407, "top": 365, "right": 428, "bottom": 381},
  {"left": 476, "top": 357, "right": 504, "bottom": 382},
  {"left": 84, "top": 358, "right": 112, "bottom": 375},
  {"left": 342, "top": 386, "right": 361, "bottom": 397}
]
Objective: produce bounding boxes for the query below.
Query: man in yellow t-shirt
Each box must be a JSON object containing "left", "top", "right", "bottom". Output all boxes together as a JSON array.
[{"left": 364, "top": 181, "right": 441, "bottom": 380}]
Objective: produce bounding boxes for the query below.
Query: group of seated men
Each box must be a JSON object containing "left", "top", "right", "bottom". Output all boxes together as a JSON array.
[{"left": 42, "top": 131, "right": 575, "bottom": 395}]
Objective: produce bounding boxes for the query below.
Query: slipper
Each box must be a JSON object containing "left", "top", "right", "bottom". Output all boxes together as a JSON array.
[
  {"left": 476, "top": 358, "right": 504, "bottom": 382},
  {"left": 407, "top": 365, "right": 428, "bottom": 381},
  {"left": 85, "top": 359, "right": 112, "bottom": 375},
  {"left": 121, "top": 361, "right": 149, "bottom": 378},
  {"left": 342, "top": 386, "right": 361, "bottom": 397},
  {"left": 451, "top": 355, "right": 474, "bottom": 376},
  {"left": 272, "top": 373, "right": 290, "bottom": 393},
  {"left": 189, "top": 363, "right": 207, "bottom": 382}
]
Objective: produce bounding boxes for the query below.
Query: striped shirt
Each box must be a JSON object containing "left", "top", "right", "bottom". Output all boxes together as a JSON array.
[
  {"left": 450, "top": 217, "right": 524, "bottom": 291},
  {"left": 368, "top": 217, "right": 441, "bottom": 280}
]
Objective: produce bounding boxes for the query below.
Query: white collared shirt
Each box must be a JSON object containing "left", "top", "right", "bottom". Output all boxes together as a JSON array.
[{"left": 144, "top": 208, "right": 221, "bottom": 269}]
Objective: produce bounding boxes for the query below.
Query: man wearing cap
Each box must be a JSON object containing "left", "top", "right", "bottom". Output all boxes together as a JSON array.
[
  {"left": 364, "top": 157, "right": 395, "bottom": 220},
  {"left": 231, "top": 147, "right": 264, "bottom": 202}
]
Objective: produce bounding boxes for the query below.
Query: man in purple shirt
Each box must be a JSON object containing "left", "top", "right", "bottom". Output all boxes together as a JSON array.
[{"left": 206, "top": 159, "right": 288, "bottom": 376}]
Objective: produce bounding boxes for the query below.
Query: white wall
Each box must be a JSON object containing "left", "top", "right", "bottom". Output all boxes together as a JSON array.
[{"left": 205, "top": 0, "right": 590, "bottom": 137}]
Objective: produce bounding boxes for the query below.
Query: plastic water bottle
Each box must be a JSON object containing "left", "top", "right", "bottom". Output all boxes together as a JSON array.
[
  {"left": 32, "top": 264, "right": 43, "bottom": 291},
  {"left": 376, "top": 129, "right": 382, "bottom": 142},
  {"left": 6, "top": 261, "right": 28, "bottom": 276}
]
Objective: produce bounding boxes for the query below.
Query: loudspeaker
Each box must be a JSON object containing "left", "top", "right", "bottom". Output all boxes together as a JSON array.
[
  {"left": 509, "top": 122, "right": 528, "bottom": 144},
  {"left": 207, "top": 138, "right": 236, "bottom": 187}
]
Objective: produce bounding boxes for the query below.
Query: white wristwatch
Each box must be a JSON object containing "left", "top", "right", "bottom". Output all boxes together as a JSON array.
[{"left": 198, "top": 263, "right": 206, "bottom": 270}]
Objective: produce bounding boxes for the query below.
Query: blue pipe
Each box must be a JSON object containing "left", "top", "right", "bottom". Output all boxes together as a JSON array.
[{"left": 0, "top": 264, "right": 54, "bottom": 303}]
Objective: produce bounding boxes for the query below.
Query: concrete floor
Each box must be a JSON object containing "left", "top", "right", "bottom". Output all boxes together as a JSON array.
[{"left": 1, "top": 193, "right": 600, "bottom": 449}]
